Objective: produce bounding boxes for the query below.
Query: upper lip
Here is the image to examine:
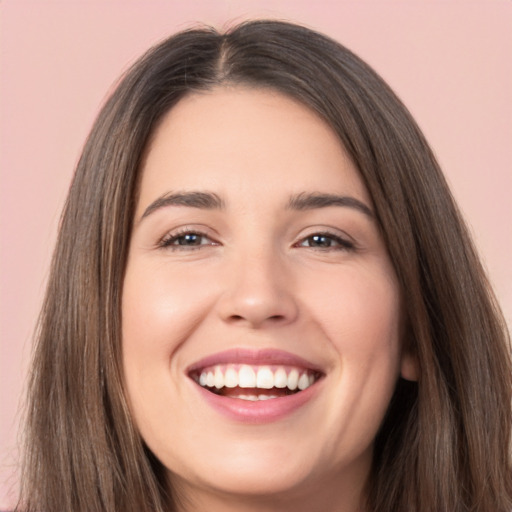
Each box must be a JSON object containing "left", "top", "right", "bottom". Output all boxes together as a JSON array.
[{"left": 186, "top": 348, "right": 325, "bottom": 374}]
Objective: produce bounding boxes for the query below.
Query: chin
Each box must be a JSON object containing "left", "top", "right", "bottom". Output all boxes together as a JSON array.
[{"left": 170, "top": 459, "right": 320, "bottom": 502}]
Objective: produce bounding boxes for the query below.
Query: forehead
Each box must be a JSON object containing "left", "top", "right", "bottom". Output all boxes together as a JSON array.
[{"left": 138, "top": 86, "right": 370, "bottom": 211}]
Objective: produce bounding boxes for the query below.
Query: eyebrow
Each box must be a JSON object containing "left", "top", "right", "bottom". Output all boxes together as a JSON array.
[
  {"left": 140, "top": 191, "right": 225, "bottom": 220},
  {"left": 287, "top": 192, "right": 374, "bottom": 218},
  {"left": 139, "top": 190, "right": 374, "bottom": 222}
]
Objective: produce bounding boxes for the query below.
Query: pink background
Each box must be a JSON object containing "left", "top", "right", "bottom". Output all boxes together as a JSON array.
[{"left": 1, "top": 1, "right": 511, "bottom": 507}]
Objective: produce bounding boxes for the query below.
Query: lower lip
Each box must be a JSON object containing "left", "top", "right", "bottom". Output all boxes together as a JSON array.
[{"left": 193, "top": 381, "right": 321, "bottom": 423}]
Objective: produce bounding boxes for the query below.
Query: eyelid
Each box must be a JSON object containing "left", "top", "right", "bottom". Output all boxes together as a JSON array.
[
  {"left": 293, "top": 227, "right": 357, "bottom": 251},
  {"left": 157, "top": 225, "right": 220, "bottom": 250},
  {"left": 155, "top": 224, "right": 357, "bottom": 252}
]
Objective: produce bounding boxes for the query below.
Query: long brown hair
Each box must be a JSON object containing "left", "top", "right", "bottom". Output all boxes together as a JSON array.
[{"left": 18, "top": 20, "right": 512, "bottom": 511}]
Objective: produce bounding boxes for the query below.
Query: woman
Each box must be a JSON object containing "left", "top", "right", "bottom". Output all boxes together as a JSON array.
[{"left": 17, "top": 20, "right": 512, "bottom": 512}]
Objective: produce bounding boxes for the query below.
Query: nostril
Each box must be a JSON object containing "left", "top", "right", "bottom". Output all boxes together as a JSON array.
[{"left": 227, "top": 313, "right": 286, "bottom": 326}]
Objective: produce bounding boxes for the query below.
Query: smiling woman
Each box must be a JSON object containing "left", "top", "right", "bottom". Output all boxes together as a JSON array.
[
  {"left": 16, "top": 20, "right": 512, "bottom": 512},
  {"left": 121, "top": 88, "right": 413, "bottom": 510}
]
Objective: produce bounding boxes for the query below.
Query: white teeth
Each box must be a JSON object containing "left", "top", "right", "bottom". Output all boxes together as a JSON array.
[
  {"left": 239, "top": 365, "right": 257, "bottom": 388},
  {"left": 274, "top": 368, "right": 288, "bottom": 388},
  {"left": 256, "top": 367, "right": 274, "bottom": 389},
  {"left": 287, "top": 369, "right": 299, "bottom": 390},
  {"left": 196, "top": 364, "right": 318, "bottom": 393},
  {"left": 214, "top": 367, "right": 224, "bottom": 389},
  {"left": 236, "top": 394, "right": 280, "bottom": 401},
  {"left": 224, "top": 367, "right": 238, "bottom": 388},
  {"left": 298, "top": 373, "right": 310, "bottom": 390}
]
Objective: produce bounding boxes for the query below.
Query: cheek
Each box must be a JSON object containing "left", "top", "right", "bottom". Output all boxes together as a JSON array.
[
  {"left": 303, "top": 261, "right": 402, "bottom": 355},
  {"left": 298, "top": 264, "right": 402, "bottom": 457},
  {"left": 121, "top": 260, "right": 218, "bottom": 420},
  {"left": 302, "top": 262, "right": 402, "bottom": 413},
  {"left": 122, "top": 260, "right": 217, "bottom": 354}
]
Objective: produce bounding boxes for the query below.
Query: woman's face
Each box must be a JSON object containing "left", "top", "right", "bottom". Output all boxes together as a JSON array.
[{"left": 122, "top": 87, "right": 416, "bottom": 508}]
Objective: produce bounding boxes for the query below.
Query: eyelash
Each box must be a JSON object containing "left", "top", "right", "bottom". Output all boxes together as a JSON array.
[
  {"left": 158, "top": 228, "right": 355, "bottom": 252},
  {"left": 159, "top": 228, "right": 218, "bottom": 250},
  {"left": 294, "top": 232, "right": 355, "bottom": 251}
]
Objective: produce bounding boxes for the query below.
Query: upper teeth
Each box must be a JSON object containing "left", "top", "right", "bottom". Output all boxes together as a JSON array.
[{"left": 195, "top": 364, "right": 317, "bottom": 392}]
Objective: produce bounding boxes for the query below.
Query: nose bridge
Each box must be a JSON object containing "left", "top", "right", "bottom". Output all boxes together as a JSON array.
[{"left": 217, "top": 240, "right": 298, "bottom": 328}]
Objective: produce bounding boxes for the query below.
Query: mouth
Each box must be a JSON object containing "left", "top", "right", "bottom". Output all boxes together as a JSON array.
[
  {"left": 190, "top": 364, "right": 322, "bottom": 401},
  {"left": 187, "top": 349, "right": 325, "bottom": 420}
]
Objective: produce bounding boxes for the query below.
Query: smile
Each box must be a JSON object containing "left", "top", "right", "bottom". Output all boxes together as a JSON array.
[
  {"left": 191, "top": 364, "right": 320, "bottom": 400},
  {"left": 187, "top": 349, "right": 324, "bottom": 422}
]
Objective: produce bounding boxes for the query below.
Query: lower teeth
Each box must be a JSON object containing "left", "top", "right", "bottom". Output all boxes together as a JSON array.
[
  {"left": 237, "top": 394, "right": 280, "bottom": 401},
  {"left": 206, "top": 387, "right": 298, "bottom": 400}
]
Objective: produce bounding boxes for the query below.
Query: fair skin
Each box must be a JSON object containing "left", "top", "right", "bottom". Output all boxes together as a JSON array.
[{"left": 122, "top": 86, "right": 417, "bottom": 512}]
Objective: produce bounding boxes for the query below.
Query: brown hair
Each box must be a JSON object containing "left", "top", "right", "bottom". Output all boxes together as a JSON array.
[{"left": 18, "top": 20, "right": 512, "bottom": 512}]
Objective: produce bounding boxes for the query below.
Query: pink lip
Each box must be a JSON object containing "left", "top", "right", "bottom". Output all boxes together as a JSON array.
[
  {"left": 187, "top": 348, "right": 323, "bottom": 373},
  {"left": 187, "top": 348, "right": 324, "bottom": 424},
  {"left": 194, "top": 382, "right": 321, "bottom": 423}
]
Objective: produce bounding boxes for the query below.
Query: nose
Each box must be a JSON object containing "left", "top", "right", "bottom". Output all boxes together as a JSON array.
[{"left": 216, "top": 251, "right": 299, "bottom": 329}]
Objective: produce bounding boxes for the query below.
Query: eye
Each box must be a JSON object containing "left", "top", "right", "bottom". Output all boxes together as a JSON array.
[
  {"left": 297, "top": 232, "right": 355, "bottom": 251},
  {"left": 159, "top": 229, "right": 219, "bottom": 250}
]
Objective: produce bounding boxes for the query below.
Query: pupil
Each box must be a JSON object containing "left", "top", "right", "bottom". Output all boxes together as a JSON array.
[
  {"left": 311, "top": 235, "right": 330, "bottom": 247},
  {"left": 179, "top": 234, "right": 200, "bottom": 245}
]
